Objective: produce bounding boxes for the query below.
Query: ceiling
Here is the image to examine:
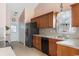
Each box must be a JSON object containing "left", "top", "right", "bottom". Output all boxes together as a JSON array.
[
  {"left": 6, "top": 3, "right": 39, "bottom": 18},
  {"left": 6, "top": 3, "right": 39, "bottom": 25},
  {"left": 6, "top": 3, "right": 74, "bottom": 18},
  {"left": 34, "top": 3, "right": 74, "bottom": 17},
  {"left": 6, "top": 3, "right": 74, "bottom": 25},
  {"left": 36, "top": 3, "right": 74, "bottom": 12}
]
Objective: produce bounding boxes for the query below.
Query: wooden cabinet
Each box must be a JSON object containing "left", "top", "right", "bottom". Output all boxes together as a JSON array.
[
  {"left": 48, "top": 39, "right": 62, "bottom": 56},
  {"left": 57, "top": 45, "right": 79, "bottom": 56},
  {"left": 71, "top": 3, "right": 79, "bottom": 27},
  {"left": 36, "top": 17, "right": 40, "bottom": 28},
  {"left": 31, "top": 17, "right": 40, "bottom": 28},
  {"left": 31, "top": 12, "right": 53, "bottom": 28},
  {"left": 33, "top": 36, "right": 41, "bottom": 50},
  {"left": 48, "top": 12, "right": 53, "bottom": 27},
  {"left": 39, "top": 14, "right": 49, "bottom": 28},
  {"left": 39, "top": 16, "right": 45, "bottom": 28}
]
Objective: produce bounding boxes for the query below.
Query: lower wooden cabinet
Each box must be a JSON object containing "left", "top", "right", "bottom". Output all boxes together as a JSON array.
[
  {"left": 33, "top": 36, "right": 41, "bottom": 50},
  {"left": 48, "top": 39, "right": 62, "bottom": 56},
  {"left": 33, "top": 36, "right": 79, "bottom": 56},
  {"left": 57, "top": 45, "right": 79, "bottom": 56}
]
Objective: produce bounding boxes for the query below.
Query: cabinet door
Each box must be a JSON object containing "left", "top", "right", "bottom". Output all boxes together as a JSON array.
[
  {"left": 36, "top": 17, "right": 40, "bottom": 28},
  {"left": 31, "top": 18, "right": 40, "bottom": 28},
  {"left": 33, "top": 36, "right": 36, "bottom": 48},
  {"left": 48, "top": 12, "right": 53, "bottom": 27},
  {"left": 40, "top": 12, "right": 53, "bottom": 28},
  {"left": 72, "top": 4, "right": 79, "bottom": 27},
  {"left": 49, "top": 39, "right": 61, "bottom": 56},
  {"left": 36, "top": 36, "right": 41, "bottom": 50},
  {"left": 45, "top": 14, "right": 49, "bottom": 28},
  {"left": 49, "top": 39, "right": 57, "bottom": 56},
  {"left": 31, "top": 12, "right": 54, "bottom": 28},
  {"left": 57, "top": 45, "right": 79, "bottom": 56},
  {"left": 39, "top": 16, "right": 44, "bottom": 28},
  {"left": 31, "top": 18, "right": 35, "bottom": 22},
  {"left": 33, "top": 36, "right": 41, "bottom": 50},
  {"left": 37, "top": 38, "right": 41, "bottom": 50},
  {"left": 39, "top": 14, "right": 49, "bottom": 28}
]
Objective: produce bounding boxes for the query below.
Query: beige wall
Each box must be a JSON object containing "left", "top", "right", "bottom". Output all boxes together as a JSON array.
[
  {"left": 6, "top": 3, "right": 38, "bottom": 25},
  {"left": 0, "top": 3, "right": 6, "bottom": 27},
  {"left": 19, "top": 9, "right": 25, "bottom": 44},
  {"left": 34, "top": 3, "right": 72, "bottom": 17},
  {"left": 0, "top": 3, "right": 6, "bottom": 41},
  {"left": 34, "top": 3, "right": 72, "bottom": 35},
  {"left": 25, "top": 8, "right": 35, "bottom": 23}
]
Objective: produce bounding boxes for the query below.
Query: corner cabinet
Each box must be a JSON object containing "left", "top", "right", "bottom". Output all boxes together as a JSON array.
[
  {"left": 57, "top": 44, "right": 79, "bottom": 56},
  {"left": 48, "top": 39, "right": 62, "bottom": 56},
  {"left": 71, "top": 3, "right": 79, "bottom": 27},
  {"left": 31, "top": 12, "right": 53, "bottom": 28}
]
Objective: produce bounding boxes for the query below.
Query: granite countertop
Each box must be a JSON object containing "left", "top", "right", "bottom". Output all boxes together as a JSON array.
[
  {"left": 33, "top": 34, "right": 67, "bottom": 40},
  {"left": 34, "top": 34, "right": 79, "bottom": 49},
  {"left": 56, "top": 39, "right": 79, "bottom": 49}
]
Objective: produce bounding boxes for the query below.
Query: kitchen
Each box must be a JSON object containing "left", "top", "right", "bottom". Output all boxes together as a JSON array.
[
  {"left": 27, "top": 3, "right": 79, "bottom": 56},
  {"left": 0, "top": 3, "right": 79, "bottom": 56}
]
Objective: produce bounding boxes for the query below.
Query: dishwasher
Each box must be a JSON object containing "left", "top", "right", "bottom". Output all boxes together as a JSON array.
[{"left": 41, "top": 37, "right": 49, "bottom": 55}]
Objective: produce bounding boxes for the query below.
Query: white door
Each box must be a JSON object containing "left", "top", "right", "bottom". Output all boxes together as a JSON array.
[{"left": 10, "top": 22, "right": 19, "bottom": 41}]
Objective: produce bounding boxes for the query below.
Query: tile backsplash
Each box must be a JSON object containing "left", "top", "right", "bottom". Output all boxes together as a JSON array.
[
  {"left": 39, "top": 28, "right": 56, "bottom": 35},
  {"left": 39, "top": 27, "right": 79, "bottom": 39}
]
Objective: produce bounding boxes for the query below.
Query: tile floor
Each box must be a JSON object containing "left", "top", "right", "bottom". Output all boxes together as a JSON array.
[{"left": 11, "top": 41, "right": 47, "bottom": 56}]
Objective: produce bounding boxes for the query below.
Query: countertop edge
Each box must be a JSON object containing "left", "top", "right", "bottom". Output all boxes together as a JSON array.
[
  {"left": 33, "top": 34, "right": 79, "bottom": 50},
  {"left": 33, "top": 34, "right": 65, "bottom": 40},
  {"left": 56, "top": 41, "right": 79, "bottom": 49}
]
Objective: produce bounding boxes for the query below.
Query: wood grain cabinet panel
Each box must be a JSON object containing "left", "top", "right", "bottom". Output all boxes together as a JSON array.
[
  {"left": 32, "top": 18, "right": 40, "bottom": 28},
  {"left": 71, "top": 3, "right": 79, "bottom": 27},
  {"left": 36, "top": 17, "right": 40, "bottom": 28},
  {"left": 31, "top": 18, "right": 36, "bottom": 22},
  {"left": 31, "top": 12, "right": 53, "bottom": 28},
  {"left": 33, "top": 36, "right": 37, "bottom": 48},
  {"left": 45, "top": 14, "right": 50, "bottom": 28},
  {"left": 33, "top": 36, "right": 41, "bottom": 50},
  {"left": 49, "top": 39, "right": 61, "bottom": 56},
  {"left": 48, "top": 12, "right": 53, "bottom": 27},
  {"left": 40, "top": 15, "right": 49, "bottom": 28},
  {"left": 57, "top": 45, "right": 79, "bottom": 56},
  {"left": 39, "top": 16, "right": 45, "bottom": 28}
]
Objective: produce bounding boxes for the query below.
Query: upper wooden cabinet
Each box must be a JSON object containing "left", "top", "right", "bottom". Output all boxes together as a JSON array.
[
  {"left": 31, "top": 17, "right": 40, "bottom": 28},
  {"left": 48, "top": 12, "right": 53, "bottom": 27},
  {"left": 40, "top": 14, "right": 49, "bottom": 28},
  {"left": 31, "top": 12, "right": 53, "bottom": 28},
  {"left": 71, "top": 3, "right": 79, "bottom": 27}
]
